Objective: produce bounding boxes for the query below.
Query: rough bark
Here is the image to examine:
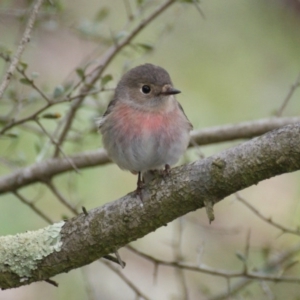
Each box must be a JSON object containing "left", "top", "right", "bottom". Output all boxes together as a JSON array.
[{"left": 0, "top": 123, "right": 300, "bottom": 289}]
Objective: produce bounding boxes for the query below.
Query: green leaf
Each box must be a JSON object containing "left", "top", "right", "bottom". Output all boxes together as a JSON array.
[
  {"left": 136, "top": 43, "right": 154, "bottom": 52},
  {"left": 31, "top": 72, "right": 39, "bottom": 79},
  {"left": 19, "top": 61, "right": 28, "bottom": 71},
  {"left": 235, "top": 251, "right": 247, "bottom": 262},
  {"left": 4, "top": 132, "right": 19, "bottom": 138},
  {"left": 53, "top": 85, "right": 65, "bottom": 98},
  {"left": 76, "top": 68, "right": 85, "bottom": 80},
  {"left": 61, "top": 214, "right": 69, "bottom": 220},
  {"left": 42, "top": 113, "right": 61, "bottom": 119},
  {"left": 115, "top": 31, "right": 128, "bottom": 41},
  {"left": 94, "top": 7, "right": 109, "bottom": 22},
  {"left": 136, "top": 0, "right": 145, "bottom": 6},
  {"left": 19, "top": 78, "right": 33, "bottom": 85},
  {"left": 101, "top": 74, "right": 113, "bottom": 87},
  {"left": 34, "top": 141, "right": 42, "bottom": 154}
]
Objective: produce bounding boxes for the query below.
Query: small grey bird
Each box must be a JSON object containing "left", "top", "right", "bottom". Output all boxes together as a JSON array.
[{"left": 98, "top": 64, "right": 192, "bottom": 196}]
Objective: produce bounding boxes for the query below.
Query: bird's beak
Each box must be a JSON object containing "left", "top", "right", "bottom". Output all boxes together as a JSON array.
[{"left": 161, "top": 85, "right": 181, "bottom": 95}]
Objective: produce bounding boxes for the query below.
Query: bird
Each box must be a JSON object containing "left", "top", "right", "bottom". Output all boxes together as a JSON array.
[{"left": 98, "top": 63, "right": 193, "bottom": 198}]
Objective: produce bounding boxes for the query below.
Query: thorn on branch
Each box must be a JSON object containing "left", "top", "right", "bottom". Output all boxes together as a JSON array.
[
  {"left": 102, "top": 254, "right": 126, "bottom": 268},
  {"left": 82, "top": 206, "right": 88, "bottom": 216},
  {"left": 44, "top": 278, "right": 58, "bottom": 287},
  {"left": 115, "top": 250, "right": 126, "bottom": 268},
  {"left": 204, "top": 199, "right": 215, "bottom": 224}
]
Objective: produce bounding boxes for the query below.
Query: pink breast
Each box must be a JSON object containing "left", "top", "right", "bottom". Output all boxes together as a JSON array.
[{"left": 114, "top": 104, "right": 172, "bottom": 135}]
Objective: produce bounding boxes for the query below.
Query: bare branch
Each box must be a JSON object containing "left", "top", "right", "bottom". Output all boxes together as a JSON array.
[
  {"left": 0, "top": 117, "right": 299, "bottom": 195},
  {"left": 0, "top": 0, "right": 45, "bottom": 99},
  {"left": 236, "top": 193, "right": 300, "bottom": 236},
  {"left": 209, "top": 243, "right": 300, "bottom": 300},
  {"left": 0, "top": 101, "right": 57, "bottom": 135},
  {"left": 0, "top": 148, "right": 109, "bottom": 195},
  {"left": 1, "top": 123, "right": 300, "bottom": 288},
  {"left": 126, "top": 246, "right": 300, "bottom": 283},
  {"left": 0, "top": 87, "right": 110, "bottom": 135},
  {"left": 190, "top": 116, "right": 300, "bottom": 146}
]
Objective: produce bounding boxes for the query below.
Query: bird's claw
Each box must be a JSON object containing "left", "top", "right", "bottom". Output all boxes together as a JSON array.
[
  {"left": 162, "top": 164, "right": 171, "bottom": 178},
  {"left": 135, "top": 172, "right": 144, "bottom": 203}
]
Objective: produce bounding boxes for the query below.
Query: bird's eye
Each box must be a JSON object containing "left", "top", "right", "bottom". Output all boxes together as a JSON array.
[{"left": 141, "top": 85, "right": 151, "bottom": 94}]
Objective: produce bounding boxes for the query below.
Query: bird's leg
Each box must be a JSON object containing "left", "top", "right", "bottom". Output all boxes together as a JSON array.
[
  {"left": 162, "top": 164, "right": 171, "bottom": 178},
  {"left": 135, "top": 172, "right": 144, "bottom": 201},
  {"left": 137, "top": 172, "right": 144, "bottom": 188}
]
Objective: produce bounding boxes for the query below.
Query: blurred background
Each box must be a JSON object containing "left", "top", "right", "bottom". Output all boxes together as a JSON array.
[{"left": 1, "top": 0, "right": 300, "bottom": 299}]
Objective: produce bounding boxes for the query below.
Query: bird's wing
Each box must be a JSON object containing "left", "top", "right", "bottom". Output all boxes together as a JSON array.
[
  {"left": 96, "top": 98, "right": 117, "bottom": 129},
  {"left": 178, "top": 102, "right": 193, "bottom": 130}
]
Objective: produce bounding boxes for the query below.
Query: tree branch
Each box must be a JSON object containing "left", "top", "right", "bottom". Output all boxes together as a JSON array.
[
  {"left": 236, "top": 193, "right": 300, "bottom": 236},
  {"left": 190, "top": 116, "right": 300, "bottom": 145},
  {"left": 209, "top": 242, "right": 300, "bottom": 300},
  {"left": 1, "top": 123, "right": 300, "bottom": 289},
  {"left": 0, "top": 0, "right": 44, "bottom": 99},
  {"left": 0, "top": 117, "right": 299, "bottom": 195},
  {"left": 126, "top": 246, "right": 300, "bottom": 284}
]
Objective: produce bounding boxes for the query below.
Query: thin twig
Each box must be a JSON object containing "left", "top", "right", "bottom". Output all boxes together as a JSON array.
[
  {"left": 102, "top": 260, "right": 152, "bottom": 300},
  {"left": 226, "top": 278, "right": 231, "bottom": 299},
  {"left": 126, "top": 245, "right": 300, "bottom": 284},
  {"left": 17, "top": 66, "right": 51, "bottom": 104},
  {"left": 276, "top": 73, "right": 300, "bottom": 117},
  {"left": 13, "top": 191, "right": 53, "bottom": 224},
  {"left": 0, "top": 0, "right": 45, "bottom": 100},
  {"left": 235, "top": 193, "right": 300, "bottom": 236},
  {"left": 173, "top": 218, "right": 189, "bottom": 300},
  {"left": 259, "top": 281, "right": 275, "bottom": 300},
  {"left": 46, "top": 180, "right": 78, "bottom": 215},
  {"left": 0, "top": 88, "right": 110, "bottom": 135},
  {"left": 1, "top": 101, "right": 55, "bottom": 135},
  {"left": 123, "top": 0, "right": 133, "bottom": 21},
  {"left": 35, "top": 119, "right": 80, "bottom": 174},
  {"left": 209, "top": 243, "right": 300, "bottom": 300},
  {"left": 243, "top": 229, "right": 251, "bottom": 273},
  {"left": 192, "top": 0, "right": 205, "bottom": 19}
]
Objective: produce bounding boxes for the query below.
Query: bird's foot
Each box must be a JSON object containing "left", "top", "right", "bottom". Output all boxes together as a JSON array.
[
  {"left": 135, "top": 172, "right": 145, "bottom": 203},
  {"left": 162, "top": 164, "right": 171, "bottom": 178}
]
